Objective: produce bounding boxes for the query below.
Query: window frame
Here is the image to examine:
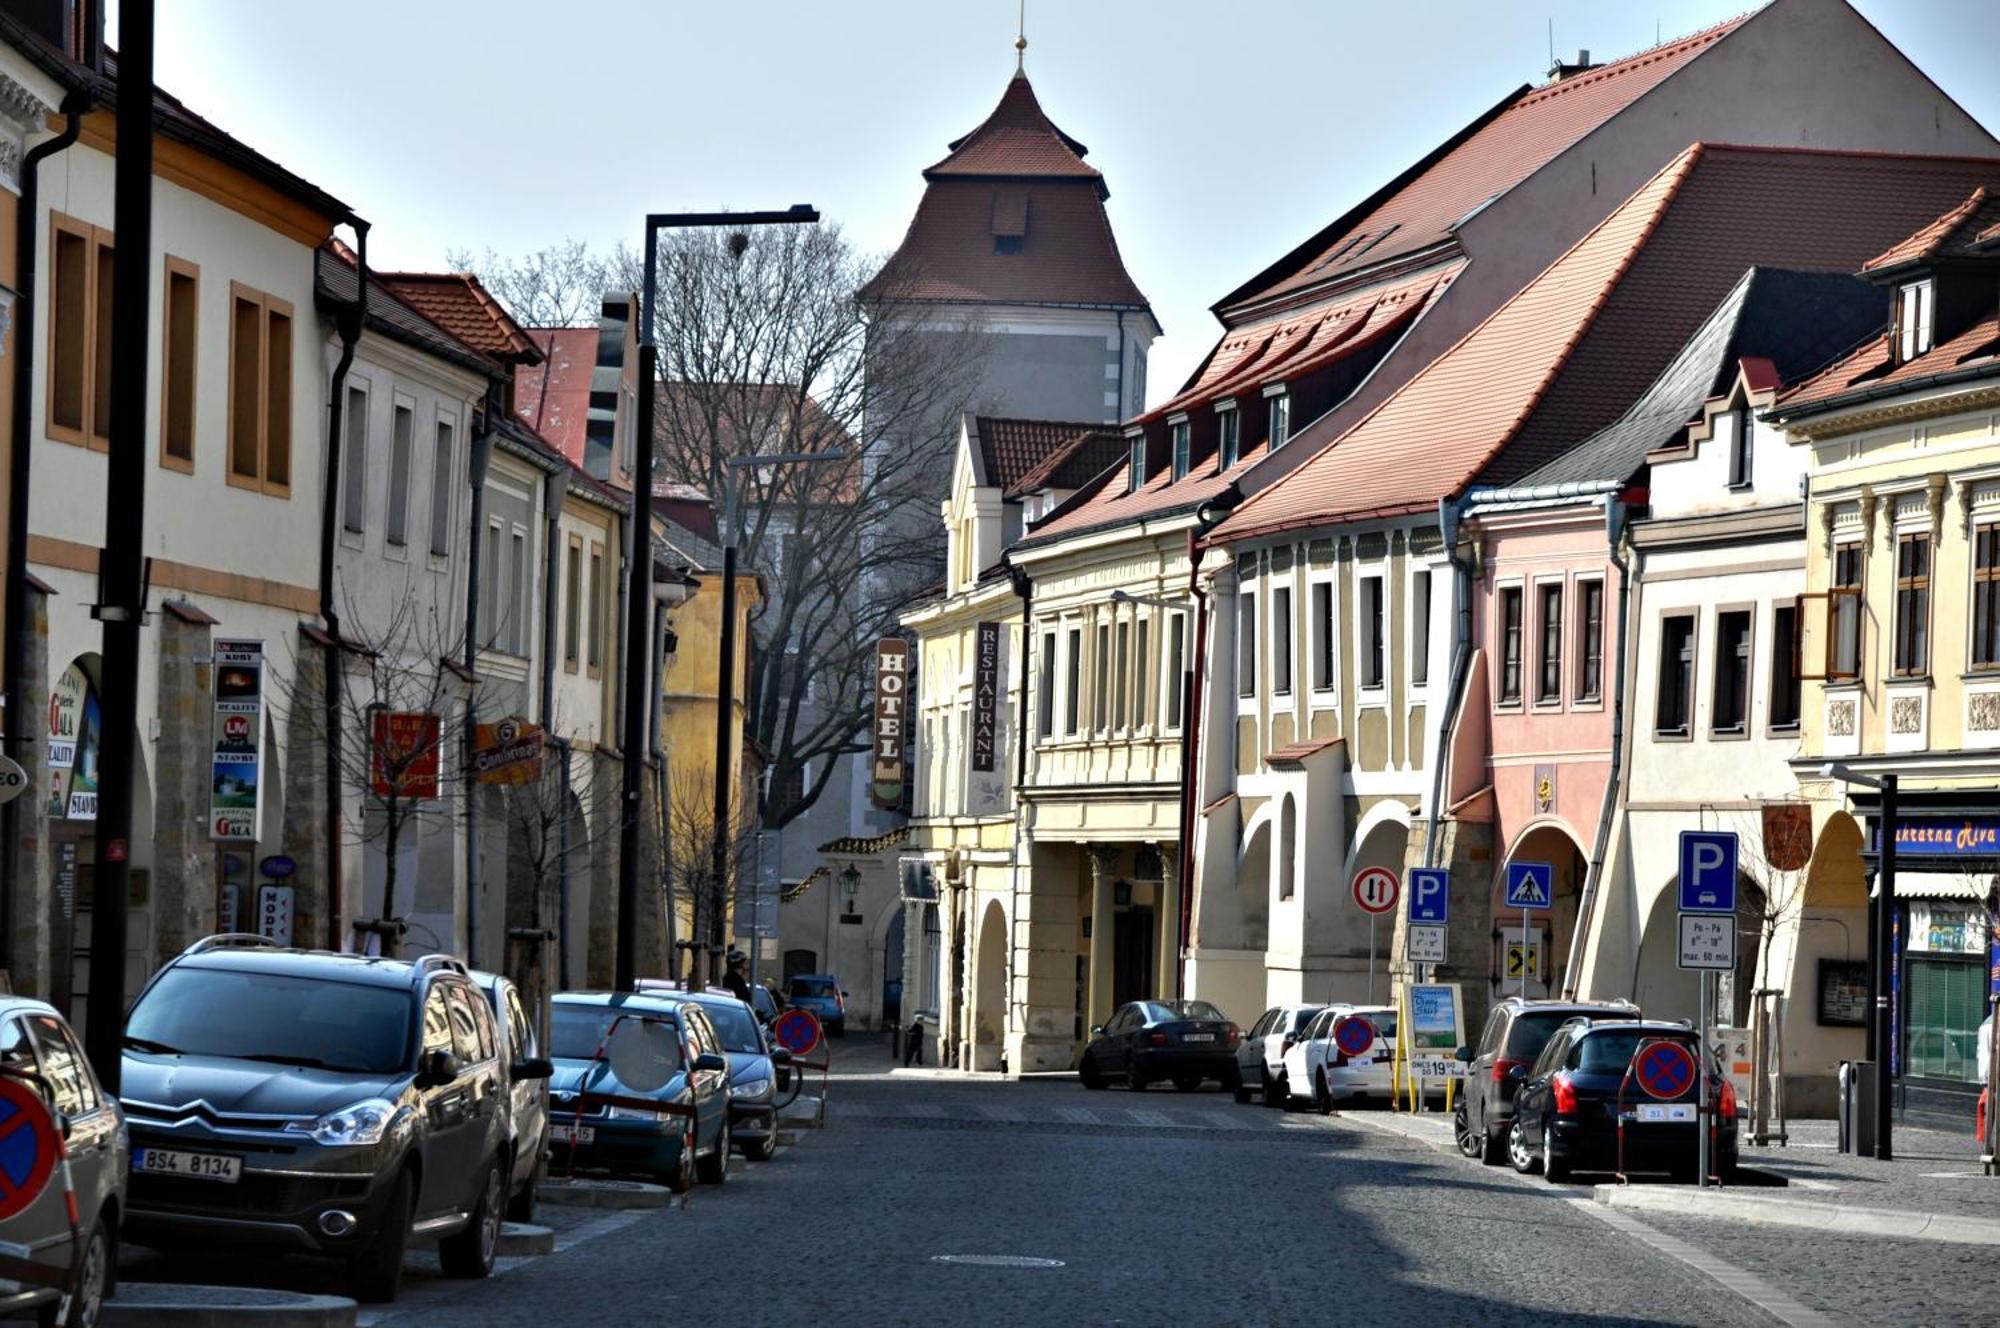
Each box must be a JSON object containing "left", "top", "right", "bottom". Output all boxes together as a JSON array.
[
  {"left": 384, "top": 396, "right": 416, "bottom": 549},
  {"left": 1893, "top": 529, "right": 1931, "bottom": 678},
  {"left": 587, "top": 540, "right": 606, "bottom": 677},
  {"left": 1727, "top": 403, "right": 1753, "bottom": 490},
  {"left": 1768, "top": 598, "right": 1802, "bottom": 734},
  {"left": 1710, "top": 606, "right": 1753, "bottom": 739},
  {"left": 1535, "top": 579, "right": 1564, "bottom": 706},
  {"left": 1168, "top": 418, "right": 1191, "bottom": 482},
  {"left": 1496, "top": 583, "right": 1524, "bottom": 707},
  {"left": 1266, "top": 390, "right": 1290, "bottom": 452},
  {"left": 1974, "top": 521, "right": 2000, "bottom": 673},
  {"left": 1829, "top": 540, "right": 1864, "bottom": 683},
  {"left": 47, "top": 212, "right": 112, "bottom": 452},
  {"left": 563, "top": 534, "right": 583, "bottom": 673},
  {"left": 1655, "top": 612, "right": 1698, "bottom": 738},
  {"left": 1163, "top": 611, "right": 1187, "bottom": 732},
  {"left": 1236, "top": 588, "right": 1257, "bottom": 701},
  {"left": 224, "top": 280, "right": 296, "bottom": 498},
  {"left": 339, "top": 379, "right": 369, "bottom": 536},
  {"left": 1216, "top": 406, "right": 1240, "bottom": 471},
  {"left": 1126, "top": 434, "right": 1145, "bottom": 494},
  {"left": 1271, "top": 584, "right": 1294, "bottom": 698},
  {"left": 1093, "top": 619, "right": 1112, "bottom": 734},
  {"left": 1309, "top": 576, "right": 1336, "bottom": 696},
  {"left": 159, "top": 254, "right": 200, "bottom": 473},
  {"left": 1037, "top": 629, "right": 1058, "bottom": 740},
  {"left": 1575, "top": 577, "right": 1605, "bottom": 704},
  {"left": 1064, "top": 625, "right": 1083, "bottom": 735},
  {"left": 429, "top": 416, "right": 457, "bottom": 560},
  {"left": 1409, "top": 565, "right": 1433, "bottom": 690}
]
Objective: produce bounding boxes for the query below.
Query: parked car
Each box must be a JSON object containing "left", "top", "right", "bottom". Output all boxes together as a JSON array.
[
  {"left": 785, "top": 975, "right": 846, "bottom": 1037},
  {"left": 634, "top": 977, "right": 780, "bottom": 1027},
  {"left": 1078, "top": 1001, "right": 1240, "bottom": 1092},
  {"left": 1282, "top": 1004, "right": 1399, "bottom": 1110},
  {"left": 1453, "top": 998, "right": 1639, "bottom": 1165},
  {"left": 1507, "top": 1019, "right": 1736, "bottom": 1182},
  {"left": 1234, "top": 1004, "right": 1323, "bottom": 1106},
  {"left": 471, "top": 971, "right": 553, "bottom": 1222},
  {"left": 0, "top": 996, "right": 125, "bottom": 1328},
  {"left": 545, "top": 993, "right": 730, "bottom": 1193},
  {"left": 654, "top": 989, "right": 789, "bottom": 1161},
  {"left": 119, "top": 936, "right": 531, "bottom": 1303}
]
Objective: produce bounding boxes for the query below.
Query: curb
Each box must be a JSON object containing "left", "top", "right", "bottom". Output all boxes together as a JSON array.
[
  {"left": 535, "top": 1177, "right": 670, "bottom": 1210},
  {"left": 1592, "top": 1183, "right": 2000, "bottom": 1245},
  {"left": 498, "top": 1222, "right": 556, "bottom": 1256},
  {"left": 780, "top": 1096, "right": 825, "bottom": 1128},
  {"left": 103, "top": 1285, "right": 356, "bottom": 1327},
  {"left": 775, "top": 1129, "right": 801, "bottom": 1147}
]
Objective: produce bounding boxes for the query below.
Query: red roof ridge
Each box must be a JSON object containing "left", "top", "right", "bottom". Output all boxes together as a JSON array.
[
  {"left": 1863, "top": 185, "right": 1989, "bottom": 271},
  {"left": 1510, "top": 14, "right": 1747, "bottom": 109},
  {"left": 925, "top": 71, "right": 1103, "bottom": 192}
]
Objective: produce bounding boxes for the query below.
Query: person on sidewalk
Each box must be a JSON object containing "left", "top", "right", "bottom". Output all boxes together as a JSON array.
[{"left": 721, "top": 950, "right": 754, "bottom": 1004}]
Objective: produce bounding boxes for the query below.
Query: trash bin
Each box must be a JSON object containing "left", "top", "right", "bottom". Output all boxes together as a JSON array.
[{"left": 1839, "top": 1060, "right": 1877, "bottom": 1157}]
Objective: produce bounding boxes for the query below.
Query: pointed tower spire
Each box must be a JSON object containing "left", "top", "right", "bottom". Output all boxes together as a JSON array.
[{"left": 1015, "top": 0, "right": 1027, "bottom": 76}]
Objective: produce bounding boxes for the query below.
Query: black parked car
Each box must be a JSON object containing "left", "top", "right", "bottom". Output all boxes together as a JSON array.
[
  {"left": 120, "top": 936, "right": 548, "bottom": 1303},
  {"left": 1079, "top": 1001, "right": 1240, "bottom": 1092},
  {"left": 1454, "top": 998, "right": 1638, "bottom": 1164},
  {"left": 1506, "top": 1019, "right": 1737, "bottom": 1183}
]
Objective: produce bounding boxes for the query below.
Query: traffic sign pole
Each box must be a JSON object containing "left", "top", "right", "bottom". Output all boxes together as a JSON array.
[{"left": 1699, "top": 971, "right": 1713, "bottom": 1187}]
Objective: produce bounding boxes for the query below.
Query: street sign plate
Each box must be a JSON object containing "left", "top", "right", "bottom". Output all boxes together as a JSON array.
[
  {"left": 1333, "top": 1016, "right": 1376, "bottom": 1059},
  {"left": 1410, "top": 1057, "right": 1464, "bottom": 1079},
  {"left": 774, "top": 1008, "right": 823, "bottom": 1057},
  {"left": 1505, "top": 941, "right": 1539, "bottom": 980},
  {"left": 1504, "top": 861, "right": 1553, "bottom": 911},
  {"left": 1634, "top": 1040, "right": 1698, "bottom": 1101},
  {"left": 1351, "top": 866, "right": 1399, "bottom": 916},
  {"left": 1677, "top": 913, "right": 1736, "bottom": 971},
  {"left": 1408, "top": 868, "right": 1449, "bottom": 924},
  {"left": 0, "top": 1077, "right": 60, "bottom": 1221},
  {"left": 1407, "top": 924, "right": 1447, "bottom": 964},
  {"left": 1678, "top": 830, "right": 1739, "bottom": 914}
]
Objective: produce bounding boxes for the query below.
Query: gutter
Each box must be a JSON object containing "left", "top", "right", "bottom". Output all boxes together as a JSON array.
[
  {"left": 317, "top": 217, "right": 370, "bottom": 952},
  {"left": 1, "top": 89, "right": 88, "bottom": 971},
  {"left": 1420, "top": 494, "right": 1474, "bottom": 874},
  {"left": 1565, "top": 499, "right": 1635, "bottom": 998},
  {"left": 463, "top": 386, "right": 502, "bottom": 965}
]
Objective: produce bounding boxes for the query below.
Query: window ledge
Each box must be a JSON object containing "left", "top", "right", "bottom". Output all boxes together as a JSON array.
[
  {"left": 1709, "top": 728, "right": 1750, "bottom": 743},
  {"left": 1653, "top": 728, "right": 1693, "bottom": 743},
  {"left": 1532, "top": 699, "right": 1564, "bottom": 713},
  {"left": 1886, "top": 674, "right": 1934, "bottom": 689},
  {"left": 1766, "top": 722, "right": 1802, "bottom": 737},
  {"left": 1822, "top": 680, "right": 1863, "bottom": 693}
]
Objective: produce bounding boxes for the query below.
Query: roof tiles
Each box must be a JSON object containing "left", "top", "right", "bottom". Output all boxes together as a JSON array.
[
  {"left": 925, "top": 73, "right": 1102, "bottom": 189},
  {"left": 377, "top": 273, "right": 543, "bottom": 365},
  {"left": 973, "top": 416, "right": 1106, "bottom": 491}
]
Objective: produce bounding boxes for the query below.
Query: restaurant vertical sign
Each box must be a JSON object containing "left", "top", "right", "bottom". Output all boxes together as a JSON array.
[
  {"left": 871, "top": 638, "right": 910, "bottom": 809},
  {"left": 210, "top": 640, "right": 265, "bottom": 841},
  {"left": 971, "top": 622, "right": 1000, "bottom": 774}
]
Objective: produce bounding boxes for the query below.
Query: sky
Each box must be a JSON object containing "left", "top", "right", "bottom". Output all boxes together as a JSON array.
[{"left": 129, "top": 0, "right": 2000, "bottom": 408}]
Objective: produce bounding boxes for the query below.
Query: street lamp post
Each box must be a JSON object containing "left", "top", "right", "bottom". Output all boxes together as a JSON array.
[
  {"left": 617, "top": 205, "right": 817, "bottom": 995},
  {"left": 1821, "top": 761, "right": 1897, "bottom": 1162}
]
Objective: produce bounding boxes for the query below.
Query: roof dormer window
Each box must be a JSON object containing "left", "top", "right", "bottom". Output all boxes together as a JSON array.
[
  {"left": 1896, "top": 278, "right": 1934, "bottom": 363},
  {"left": 1127, "top": 434, "right": 1145, "bottom": 494},
  {"left": 1217, "top": 406, "right": 1240, "bottom": 470},
  {"left": 1266, "top": 390, "right": 1291, "bottom": 451},
  {"left": 1169, "top": 419, "right": 1190, "bottom": 482},
  {"left": 992, "top": 187, "right": 1027, "bottom": 256}
]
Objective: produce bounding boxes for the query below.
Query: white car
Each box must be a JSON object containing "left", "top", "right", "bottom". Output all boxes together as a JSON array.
[
  {"left": 1236, "top": 1004, "right": 1323, "bottom": 1106},
  {"left": 1282, "top": 1004, "right": 1399, "bottom": 1111}
]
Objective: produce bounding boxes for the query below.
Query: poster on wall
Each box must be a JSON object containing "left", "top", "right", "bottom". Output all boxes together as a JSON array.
[
  {"left": 471, "top": 718, "right": 544, "bottom": 785},
  {"left": 871, "top": 638, "right": 909, "bottom": 809},
  {"left": 370, "top": 711, "right": 441, "bottom": 799},
  {"left": 210, "top": 640, "right": 265, "bottom": 841},
  {"left": 47, "top": 663, "right": 99, "bottom": 821}
]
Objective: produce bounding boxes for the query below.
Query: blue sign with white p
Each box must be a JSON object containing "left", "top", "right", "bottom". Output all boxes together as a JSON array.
[
  {"left": 1409, "top": 868, "right": 1449, "bottom": 925},
  {"left": 1678, "top": 831, "right": 1739, "bottom": 914},
  {"left": 1505, "top": 861, "right": 1553, "bottom": 911}
]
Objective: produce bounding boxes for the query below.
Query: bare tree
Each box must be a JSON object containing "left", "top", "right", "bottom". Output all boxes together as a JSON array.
[
  {"left": 445, "top": 238, "right": 614, "bottom": 328},
  {"left": 1734, "top": 806, "right": 1814, "bottom": 1141},
  {"left": 663, "top": 760, "right": 758, "bottom": 988}
]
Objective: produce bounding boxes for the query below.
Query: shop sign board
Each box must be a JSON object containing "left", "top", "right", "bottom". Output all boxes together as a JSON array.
[
  {"left": 210, "top": 641, "right": 265, "bottom": 840},
  {"left": 870, "top": 639, "right": 909, "bottom": 809},
  {"left": 970, "top": 622, "right": 1000, "bottom": 774}
]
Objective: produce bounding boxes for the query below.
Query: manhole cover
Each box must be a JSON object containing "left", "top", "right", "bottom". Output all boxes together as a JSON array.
[{"left": 931, "top": 1254, "right": 1066, "bottom": 1268}]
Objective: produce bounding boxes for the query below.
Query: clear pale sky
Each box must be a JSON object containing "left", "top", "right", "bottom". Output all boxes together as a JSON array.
[{"left": 130, "top": 1, "right": 2000, "bottom": 407}]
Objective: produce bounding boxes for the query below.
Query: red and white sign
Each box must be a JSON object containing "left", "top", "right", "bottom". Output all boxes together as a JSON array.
[{"left": 1351, "top": 866, "right": 1400, "bottom": 915}]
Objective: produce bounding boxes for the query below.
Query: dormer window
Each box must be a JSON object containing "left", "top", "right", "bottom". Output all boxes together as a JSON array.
[
  {"left": 1727, "top": 404, "right": 1752, "bottom": 489},
  {"left": 1169, "top": 419, "right": 1191, "bottom": 481},
  {"left": 1896, "top": 278, "right": 1934, "bottom": 362},
  {"left": 993, "top": 235, "right": 1022, "bottom": 255},
  {"left": 1267, "top": 391, "right": 1291, "bottom": 451},
  {"left": 1127, "top": 434, "right": 1145, "bottom": 493},
  {"left": 992, "top": 187, "right": 1027, "bottom": 256},
  {"left": 1217, "top": 407, "right": 1240, "bottom": 470}
]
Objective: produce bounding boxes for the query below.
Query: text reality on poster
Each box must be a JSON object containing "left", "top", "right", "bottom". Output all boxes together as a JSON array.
[{"left": 210, "top": 640, "right": 265, "bottom": 841}]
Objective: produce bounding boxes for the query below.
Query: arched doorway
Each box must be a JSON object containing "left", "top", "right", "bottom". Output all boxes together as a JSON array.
[
  {"left": 1340, "top": 804, "right": 1411, "bottom": 1005},
  {"left": 972, "top": 900, "right": 1007, "bottom": 1071},
  {"left": 1237, "top": 817, "right": 1271, "bottom": 954},
  {"left": 1497, "top": 823, "right": 1586, "bottom": 1001},
  {"left": 1633, "top": 871, "right": 1767, "bottom": 1023}
]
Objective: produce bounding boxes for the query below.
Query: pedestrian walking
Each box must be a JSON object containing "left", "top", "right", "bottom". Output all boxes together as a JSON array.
[{"left": 722, "top": 949, "right": 754, "bottom": 1004}]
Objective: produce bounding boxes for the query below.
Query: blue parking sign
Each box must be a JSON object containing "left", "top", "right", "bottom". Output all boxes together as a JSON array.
[
  {"left": 1678, "top": 830, "right": 1739, "bottom": 914},
  {"left": 1505, "top": 861, "right": 1553, "bottom": 911},
  {"left": 1409, "top": 868, "right": 1449, "bottom": 924}
]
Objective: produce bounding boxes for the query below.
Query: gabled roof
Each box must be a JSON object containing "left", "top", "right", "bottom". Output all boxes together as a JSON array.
[
  {"left": 1517, "top": 267, "right": 1884, "bottom": 489},
  {"left": 1216, "top": 17, "right": 1743, "bottom": 316},
  {"left": 1861, "top": 186, "right": 2000, "bottom": 274},
  {"left": 315, "top": 244, "right": 499, "bottom": 381},
  {"left": 1214, "top": 145, "right": 2000, "bottom": 543},
  {"left": 970, "top": 416, "right": 1105, "bottom": 491},
  {"left": 377, "top": 273, "right": 544, "bottom": 366},
  {"left": 926, "top": 72, "right": 1102, "bottom": 194},
  {"left": 1008, "top": 427, "right": 1127, "bottom": 498}
]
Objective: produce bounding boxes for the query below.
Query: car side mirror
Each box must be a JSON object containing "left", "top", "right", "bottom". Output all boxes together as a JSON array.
[
  {"left": 512, "top": 1057, "right": 554, "bottom": 1082},
  {"left": 1456, "top": 1046, "right": 1474, "bottom": 1062},
  {"left": 693, "top": 1052, "right": 727, "bottom": 1073},
  {"left": 417, "top": 1048, "right": 462, "bottom": 1088}
]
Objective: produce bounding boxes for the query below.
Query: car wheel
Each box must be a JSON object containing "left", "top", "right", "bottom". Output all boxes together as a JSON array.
[
  {"left": 439, "top": 1157, "right": 502, "bottom": 1278},
  {"left": 348, "top": 1169, "right": 414, "bottom": 1304},
  {"left": 1172, "top": 1073, "right": 1202, "bottom": 1092},
  {"left": 505, "top": 1137, "right": 541, "bottom": 1223},
  {"left": 665, "top": 1124, "right": 695, "bottom": 1195},
  {"left": 695, "top": 1125, "right": 728, "bottom": 1185},
  {"left": 1128, "top": 1065, "right": 1149, "bottom": 1092},
  {"left": 1261, "top": 1070, "right": 1285, "bottom": 1109},
  {"left": 49, "top": 1214, "right": 110, "bottom": 1328},
  {"left": 1454, "top": 1103, "right": 1483, "bottom": 1159},
  {"left": 1079, "top": 1055, "right": 1105, "bottom": 1091},
  {"left": 1542, "top": 1124, "right": 1569, "bottom": 1184},
  {"left": 1232, "top": 1073, "right": 1253, "bottom": 1105},
  {"left": 1481, "top": 1123, "right": 1507, "bottom": 1167},
  {"left": 747, "top": 1129, "right": 779, "bottom": 1162},
  {"left": 1314, "top": 1071, "right": 1333, "bottom": 1116},
  {"left": 1508, "top": 1119, "right": 1542, "bottom": 1175}
]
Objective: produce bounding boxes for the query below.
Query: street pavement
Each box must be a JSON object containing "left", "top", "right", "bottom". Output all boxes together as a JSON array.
[{"left": 116, "top": 1039, "right": 1992, "bottom": 1324}]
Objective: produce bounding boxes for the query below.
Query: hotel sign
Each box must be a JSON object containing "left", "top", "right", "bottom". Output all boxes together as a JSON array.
[
  {"left": 871, "top": 638, "right": 910, "bottom": 809},
  {"left": 971, "top": 622, "right": 1000, "bottom": 775}
]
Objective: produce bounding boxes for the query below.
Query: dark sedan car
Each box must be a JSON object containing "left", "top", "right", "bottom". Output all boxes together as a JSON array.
[
  {"left": 1079, "top": 1000, "right": 1240, "bottom": 1092},
  {"left": 654, "top": 988, "right": 790, "bottom": 1162},
  {"left": 1506, "top": 1019, "right": 1737, "bottom": 1183},
  {"left": 1453, "top": 998, "right": 1638, "bottom": 1164}
]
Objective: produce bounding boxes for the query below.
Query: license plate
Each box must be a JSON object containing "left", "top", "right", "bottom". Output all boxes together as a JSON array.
[
  {"left": 1183, "top": 1033, "right": 1215, "bottom": 1043},
  {"left": 1629, "top": 1104, "right": 1697, "bottom": 1123},
  {"left": 135, "top": 1148, "right": 241, "bottom": 1183},
  {"left": 550, "top": 1124, "right": 595, "bottom": 1145}
]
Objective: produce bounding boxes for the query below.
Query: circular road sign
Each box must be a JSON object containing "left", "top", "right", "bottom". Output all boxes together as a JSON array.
[
  {"left": 1634, "top": 1040, "right": 1698, "bottom": 1102},
  {"left": 1333, "top": 1016, "right": 1376, "bottom": 1060},
  {"left": 0, "top": 1077, "right": 60, "bottom": 1221},
  {"left": 774, "top": 1008, "right": 823, "bottom": 1058},
  {"left": 1351, "top": 866, "right": 1400, "bottom": 915},
  {"left": 0, "top": 754, "right": 26, "bottom": 808}
]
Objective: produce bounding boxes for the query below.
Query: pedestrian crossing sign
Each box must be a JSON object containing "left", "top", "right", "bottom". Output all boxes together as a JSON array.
[{"left": 1505, "top": 861, "right": 1553, "bottom": 910}]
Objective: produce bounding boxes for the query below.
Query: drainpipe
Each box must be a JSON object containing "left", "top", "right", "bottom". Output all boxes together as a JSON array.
[
  {"left": 1007, "top": 563, "right": 1031, "bottom": 1044},
  {"left": 463, "top": 392, "right": 501, "bottom": 965},
  {"left": 539, "top": 469, "right": 569, "bottom": 727},
  {"left": 1177, "top": 497, "right": 1232, "bottom": 997},
  {"left": 1565, "top": 498, "right": 1634, "bottom": 999},
  {"left": 318, "top": 219, "right": 370, "bottom": 952},
  {"left": 1420, "top": 495, "right": 1475, "bottom": 873},
  {"left": 2, "top": 89, "right": 88, "bottom": 969}
]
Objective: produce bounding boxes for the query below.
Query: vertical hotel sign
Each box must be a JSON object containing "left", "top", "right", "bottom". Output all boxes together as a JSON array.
[
  {"left": 210, "top": 640, "right": 265, "bottom": 841},
  {"left": 871, "top": 638, "right": 909, "bottom": 809},
  {"left": 971, "top": 622, "right": 1000, "bottom": 774}
]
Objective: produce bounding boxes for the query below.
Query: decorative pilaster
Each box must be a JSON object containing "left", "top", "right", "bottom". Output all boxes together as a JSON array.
[
  {"left": 1153, "top": 841, "right": 1178, "bottom": 999},
  {"left": 1086, "top": 843, "right": 1119, "bottom": 1030}
]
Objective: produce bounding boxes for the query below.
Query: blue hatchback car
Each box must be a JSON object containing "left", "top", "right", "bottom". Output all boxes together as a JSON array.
[
  {"left": 546, "top": 993, "right": 731, "bottom": 1194},
  {"left": 786, "top": 974, "right": 847, "bottom": 1037}
]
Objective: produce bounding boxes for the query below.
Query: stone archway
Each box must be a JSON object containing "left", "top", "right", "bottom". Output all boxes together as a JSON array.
[
  {"left": 1634, "top": 870, "right": 1767, "bottom": 1023},
  {"left": 1496, "top": 822, "right": 1587, "bottom": 1001},
  {"left": 971, "top": 899, "right": 1008, "bottom": 1071}
]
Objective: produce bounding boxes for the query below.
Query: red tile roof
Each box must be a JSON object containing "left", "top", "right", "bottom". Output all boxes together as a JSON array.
[
  {"left": 1008, "top": 428, "right": 1127, "bottom": 498},
  {"left": 377, "top": 273, "right": 544, "bottom": 365},
  {"left": 860, "top": 73, "right": 1149, "bottom": 311},
  {"left": 971, "top": 416, "right": 1105, "bottom": 491},
  {"left": 1778, "top": 310, "right": 2000, "bottom": 417},
  {"left": 1861, "top": 186, "right": 2000, "bottom": 272},
  {"left": 1022, "top": 430, "right": 1270, "bottom": 549},
  {"left": 1218, "top": 17, "right": 1742, "bottom": 315},
  {"left": 515, "top": 328, "right": 598, "bottom": 466},
  {"left": 1214, "top": 145, "right": 2000, "bottom": 543}
]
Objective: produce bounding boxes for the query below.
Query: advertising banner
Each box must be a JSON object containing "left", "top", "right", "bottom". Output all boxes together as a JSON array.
[
  {"left": 472, "top": 718, "right": 544, "bottom": 785},
  {"left": 971, "top": 622, "right": 1000, "bottom": 774},
  {"left": 1405, "top": 983, "right": 1466, "bottom": 1079},
  {"left": 371, "top": 710, "right": 442, "bottom": 799},
  {"left": 210, "top": 641, "right": 265, "bottom": 841},
  {"left": 871, "top": 638, "right": 909, "bottom": 809}
]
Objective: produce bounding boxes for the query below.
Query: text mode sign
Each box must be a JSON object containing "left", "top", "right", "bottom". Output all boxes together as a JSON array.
[{"left": 1678, "top": 831, "right": 1739, "bottom": 914}]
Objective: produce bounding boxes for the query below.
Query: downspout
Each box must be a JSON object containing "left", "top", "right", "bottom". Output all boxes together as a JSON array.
[
  {"left": 538, "top": 467, "right": 568, "bottom": 982},
  {"left": 1007, "top": 562, "right": 1031, "bottom": 1048},
  {"left": 1420, "top": 495, "right": 1475, "bottom": 872},
  {"left": 2, "top": 89, "right": 88, "bottom": 969},
  {"left": 463, "top": 390, "right": 501, "bottom": 966},
  {"left": 1177, "top": 497, "right": 1232, "bottom": 998},
  {"left": 1565, "top": 498, "right": 1633, "bottom": 999},
  {"left": 318, "top": 218, "right": 369, "bottom": 952}
]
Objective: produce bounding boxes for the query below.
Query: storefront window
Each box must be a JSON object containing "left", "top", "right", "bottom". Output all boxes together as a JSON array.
[{"left": 1905, "top": 901, "right": 1988, "bottom": 1082}]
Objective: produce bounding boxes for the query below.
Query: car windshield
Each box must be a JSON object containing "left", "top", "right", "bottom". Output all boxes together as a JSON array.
[
  {"left": 1577, "top": 1031, "right": 1695, "bottom": 1075},
  {"left": 126, "top": 967, "right": 413, "bottom": 1074},
  {"left": 790, "top": 978, "right": 836, "bottom": 998},
  {"left": 1151, "top": 1000, "right": 1226, "bottom": 1022},
  {"left": 550, "top": 1003, "right": 681, "bottom": 1069},
  {"left": 693, "top": 1001, "right": 762, "bottom": 1054},
  {"left": 1290, "top": 1007, "right": 1323, "bottom": 1032}
]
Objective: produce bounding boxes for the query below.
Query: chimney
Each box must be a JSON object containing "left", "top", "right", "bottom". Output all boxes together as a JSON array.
[{"left": 1548, "top": 48, "right": 1600, "bottom": 82}]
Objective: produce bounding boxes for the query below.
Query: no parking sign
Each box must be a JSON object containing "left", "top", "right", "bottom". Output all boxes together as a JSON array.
[{"left": 0, "top": 1078, "right": 60, "bottom": 1222}]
